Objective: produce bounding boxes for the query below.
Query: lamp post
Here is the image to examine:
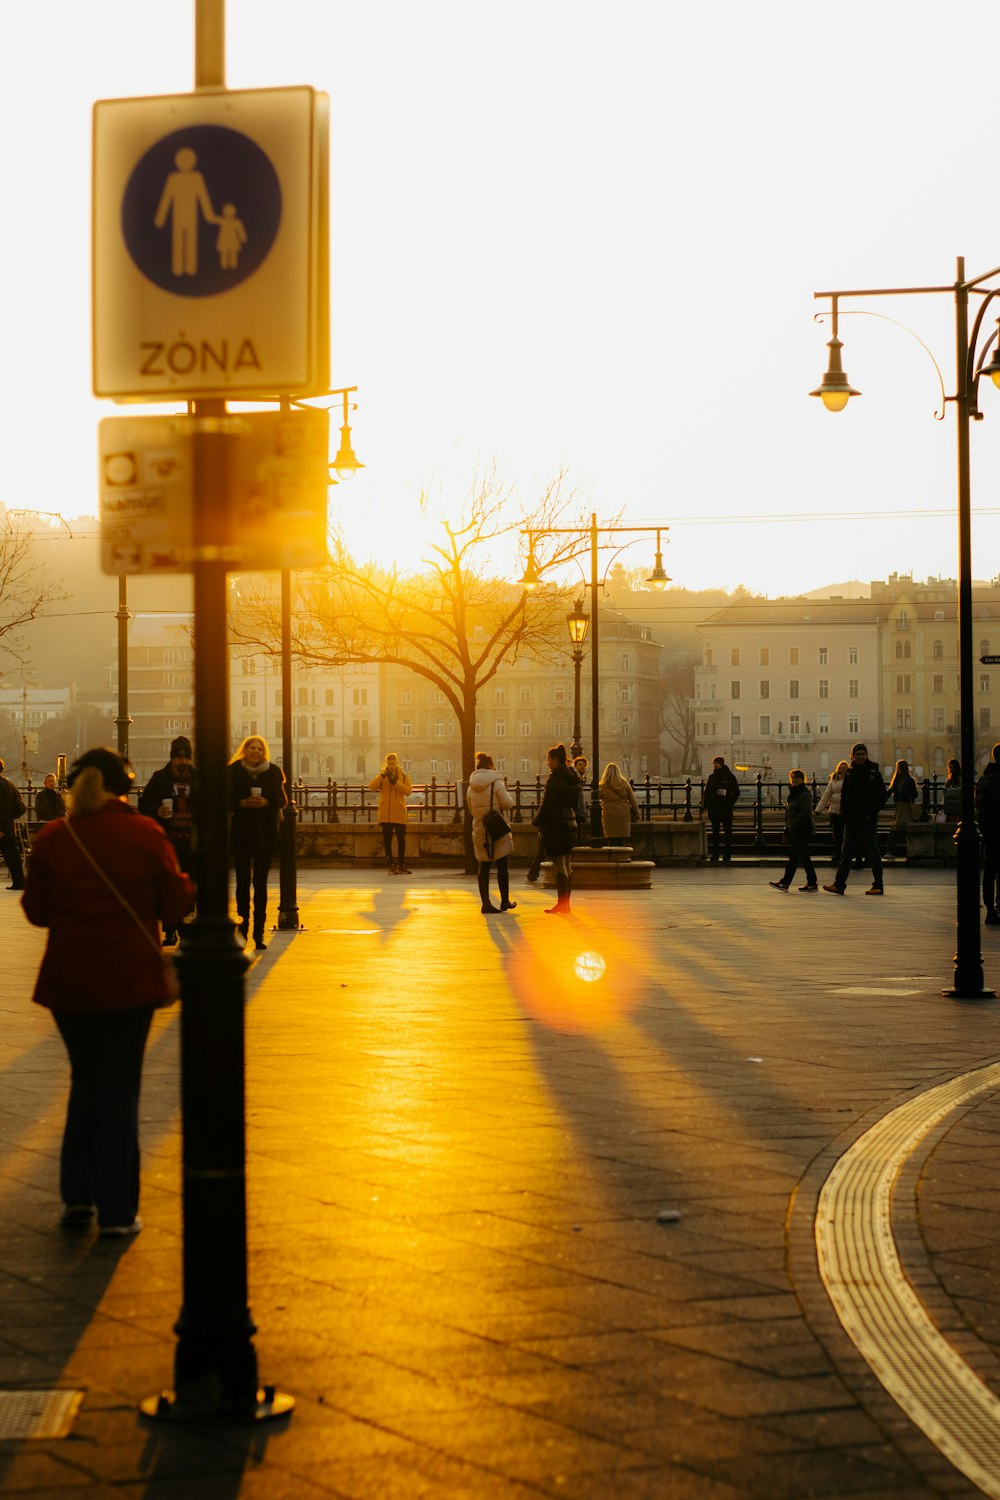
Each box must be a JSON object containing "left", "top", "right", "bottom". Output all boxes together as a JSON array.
[
  {"left": 812, "top": 255, "right": 1000, "bottom": 1000},
  {"left": 520, "top": 516, "right": 670, "bottom": 840},
  {"left": 566, "top": 597, "right": 590, "bottom": 760}
]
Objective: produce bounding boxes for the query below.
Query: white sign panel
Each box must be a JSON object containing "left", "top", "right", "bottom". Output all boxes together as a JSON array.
[{"left": 93, "top": 87, "right": 329, "bottom": 400}]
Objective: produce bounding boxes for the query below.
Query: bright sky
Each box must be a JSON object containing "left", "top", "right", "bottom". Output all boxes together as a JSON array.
[{"left": 4, "top": 0, "right": 1000, "bottom": 595}]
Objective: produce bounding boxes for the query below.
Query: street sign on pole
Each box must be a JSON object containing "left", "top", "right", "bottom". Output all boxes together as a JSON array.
[
  {"left": 98, "top": 408, "right": 330, "bottom": 574},
  {"left": 981, "top": 655, "right": 1000, "bottom": 665},
  {"left": 93, "top": 87, "right": 329, "bottom": 399}
]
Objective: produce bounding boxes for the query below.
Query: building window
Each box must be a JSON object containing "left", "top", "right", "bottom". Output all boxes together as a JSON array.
[
  {"left": 896, "top": 709, "right": 912, "bottom": 729},
  {"left": 731, "top": 714, "right": 741, "bottom": 735},
  {"left": 401, "top": 690, "right": 412, "bottom": 704},
  {"left": 981, "top": 674, "right": 991, "bottom": 693},
  {"left": 759, "top": 680, "right": 769, "bottom": 699},
  {"left": 300, "top": 755, "right": 309, "bottom": 774},
  {"left": 730, "top": 648, "right": 741, "bottom": 666},
  {"left": 297, "top": 715, "right": 308, "bottom": 736},
  {"left": 895, "top": 639, "right": 912, "bottom": 659},
  {"left": 621, "top": 654, "right": 631, "bottom": 671},
  {"left": 849, "top": 679, "right": 859, "bottom": 698},
  {"left": 296, "top": 687, "right": 307, "bottom": 706},
  {"left": 621, "top": 685, "right": 632, "bottom": 703},
  {"left": 553, "top": 688, "right": 567, "bottom": 704},
  {"left": 434, "top": 721, "right": 445, "bottom": 737},
  {"left": 982, "top": 708, "right": 992, "bottom": 729},
  {"left": 759, "top": 714, "right": 771, "bottom": 735},
  {"left": 981, "top": 639, "right": 990, "bottom": 656},
  {"left": 495, "top": 688, "right": 506, "bottom": 703},
  {"left": 621, "top": 718, "right": 631, "bottom": 736},
  {"left": 934, "top": 640, "right": 943, "bottom": 659},
  {"left": 897, "top": 610, "right": 909, "bottom": 629},
  {"left": 242, "top": 656, "right": 255, "bottom": 675},
  {"left": 353, "top": 718, "right": 368, "bottom": 740},
  {"left": 789, "top": 680, "right": 799, "bottom": 698},
  {"left": 849, "top": 715, "right": 859, "bottom": 734},
  {"left": 705, "top": 648, "right": 714, "bottom": 667},
  {"left": 933, "top": 707, "right": 945, "bottom": 730},
  {"left": 520, "top": 757, "right": 531, "bottom": 773},
  {"left": 818, "top": 647, "right": 828, "bottom": 665},
  {"left": 433, "top": 690, "right": 446, "bottom": 704},
  {"left": 519, "top": 687, "right": 532, "bottom": 704},
  {"left": 818, "top": 715, "right": 830, "bottom": 735},
  {"left": 495, "top": 719, "right": 506, "bottom": 736},
  {"left": 325, "top": 719, "right": 335, "bottom": 737},
  {"left": 789, "top": 714, "right": 800, "bottom": 734},
  {"left": 730, "top": 681, "right": 741, "bottom": 700},
  {"left": 400, "top": 719, "right": 412, "bottom": 737},
  {"left": 933, "top": 675, "right": 944, "bottom": 693},
  {"left": 520, "top": 719, "right": 531, "bottom": 736},
  {"left": 789, "top": 647, "right": 799, "bottom": 666},
  {"left": 275, "top": 689, "right": 283, "bottom": 708},
  {"left": 849, "top": 647, "right": 858, "bottom": 665},
  {"left": 353, "top": 687, "right": 367, "bottom": 707},
  {"left": 818, "top": 680, "right": 828, "bottom": 699},
  {"left": 759, "top": 647, "right": 769, "bottom": 666},
  {"left": 895, "top": 675, "right": 911, "bottom": 694}
]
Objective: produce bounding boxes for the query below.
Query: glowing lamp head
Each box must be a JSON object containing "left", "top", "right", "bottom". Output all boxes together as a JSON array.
[
  {"left": 520, "top": 553, "right": 542, "bottom": 592},
  {"left": 810, "top": 336, "right": 861, "bottom": 413},
  {"left": 646, "top": 551, "right": 670, "bottom": 590},
  {"left": 332, "top": 423, "right": 364, "bottom": 479},
  {"left": 566, "top": 598, "right": 590, "bottom": 645}
]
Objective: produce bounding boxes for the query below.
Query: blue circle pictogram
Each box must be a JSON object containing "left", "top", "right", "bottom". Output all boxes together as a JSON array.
[{"left": 121, "top": 124, "right": 281, "bottom": 298}]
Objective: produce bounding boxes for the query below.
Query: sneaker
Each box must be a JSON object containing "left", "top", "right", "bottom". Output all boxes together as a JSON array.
[
  {"left": 99, "top": 1216, "right": 142, "bottom": 1238},
  {"left": 254, "top": 938, "right": 267, "bottom": 951},
  {"left": 397, "top": 865, "right": 413, "bottom": 874},
  {"left": 768, "top": 881, "right": 789, "bottom": 891},
  {"left": 823, "top": 883, "right": 845, "bottom": 895},
  {"left": 985, "top": 910, "right": 1000, "bottom": 926},
  {"left": 60, "top": 1203, "right": 95, "bottom": 1227},
  {"left": 865, "top": 886, "right": 884, "bottom": 896},
  {"left": 799, "top": 884, "right": 819, "bottom": 892}
]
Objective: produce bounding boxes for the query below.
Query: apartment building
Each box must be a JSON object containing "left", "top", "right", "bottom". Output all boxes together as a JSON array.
[
  {"left": 695, "top": 599, "right": 881, "bottom": 779},
  {"left": 228, "top": 654, "right": 381, "bottom": 781}
]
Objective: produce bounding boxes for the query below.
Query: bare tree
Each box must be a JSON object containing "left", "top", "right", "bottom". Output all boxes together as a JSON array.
[
  {"left": 0, "top": 517, "right": 65, "bottom": 670},
  {"left": 660, "top": 660, "right": 699, "bottom": 775},
  {"left": 232, "top": 467, "right": 602, "bottom": 864}
]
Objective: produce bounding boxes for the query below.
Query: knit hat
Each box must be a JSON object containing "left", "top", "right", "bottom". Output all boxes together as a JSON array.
[
  {"left": 67, "top": 747, "right": 134, "bottom": 796},
  {"left": 170, "top": 735, "right": 193, "bottom": 758}
]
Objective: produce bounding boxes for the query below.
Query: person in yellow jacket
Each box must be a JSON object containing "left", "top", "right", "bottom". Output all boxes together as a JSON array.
[{"left": 368, "top": 752, "right": 413, "bottom": 873}]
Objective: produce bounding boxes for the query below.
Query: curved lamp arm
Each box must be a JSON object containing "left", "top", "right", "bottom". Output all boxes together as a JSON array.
[{"left": 814, "top": 308, "right": 947, "bottom": 420}]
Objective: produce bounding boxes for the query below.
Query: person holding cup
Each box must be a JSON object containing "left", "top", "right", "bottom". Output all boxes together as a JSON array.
[
  {"left": 227, "top": 734, "right": 287, "bottom": 950},
  {"left": 139, "top": 735, "right": 197, "bottom": 946}
]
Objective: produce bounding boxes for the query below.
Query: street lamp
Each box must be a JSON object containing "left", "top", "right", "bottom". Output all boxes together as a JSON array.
[
  {"left": 812, "top": 255, "right": 1000, "bottom": 1000},
  {"left": 565, "top": 597, "right": 590, "bottom": 761},
  {"left": 519, "top": 513, "right": 670, "bottom": 840}
]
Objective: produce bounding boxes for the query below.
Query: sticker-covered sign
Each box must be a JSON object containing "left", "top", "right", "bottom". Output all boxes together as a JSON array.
[{"left": 99, "top": 409, "right": 330, "bottom": 574}]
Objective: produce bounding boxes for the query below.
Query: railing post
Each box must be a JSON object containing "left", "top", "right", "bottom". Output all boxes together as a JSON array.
[
  {"left": 922, "top": 776, "right": 932, "bottom": 822},
  {"left": 754, "top": 772, "right": 765, "bottom": 849},
  {"left": 683, "top": 778, "right": 692, "bottom": 822}
]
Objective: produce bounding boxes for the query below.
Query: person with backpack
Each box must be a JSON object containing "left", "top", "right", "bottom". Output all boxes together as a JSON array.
[
  {"left": 975, "top": 744, "right": 1000, "bottom": 925},
  {"left": 885, "top": 759, "right": 919, "bottom": 859},
  {"left": 466, "top": 751, "right": 517, "bottom": 914}
]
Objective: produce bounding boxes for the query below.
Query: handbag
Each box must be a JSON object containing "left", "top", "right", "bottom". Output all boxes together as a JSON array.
[
  {"left": 483, "top": 781, "right": 511, "bottom": 853},
  {"left": 64, "top": 819, "right": 180, "bottom": 1002}
]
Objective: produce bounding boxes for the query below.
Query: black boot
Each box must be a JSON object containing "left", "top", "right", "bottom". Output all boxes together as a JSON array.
[
  {"left": 545, "top": 873, "right": 570, "bottom": 914},
  {"left": 479, "top": 863, "right": 499, "bottom": 913}
]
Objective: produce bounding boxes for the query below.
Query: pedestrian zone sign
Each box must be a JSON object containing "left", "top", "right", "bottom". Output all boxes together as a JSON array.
[
  {"left": 98, "top": 408, "right": 330, "bottom": 575},
  {"left": 93, "top": 87, "right": 329, "bottom": 400}
]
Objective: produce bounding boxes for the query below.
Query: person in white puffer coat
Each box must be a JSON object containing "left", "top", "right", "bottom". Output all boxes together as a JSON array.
[
  {"left": 466, "top": 752, "right": 517, "bottom": 914},
  {"left": 816, "top": 760, "right": 849, "bottom": 864}
]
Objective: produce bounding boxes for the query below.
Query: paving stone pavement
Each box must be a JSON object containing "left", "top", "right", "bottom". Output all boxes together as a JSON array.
[{"left": 0, "top": 865, "right": 999, "bottom": 1498}]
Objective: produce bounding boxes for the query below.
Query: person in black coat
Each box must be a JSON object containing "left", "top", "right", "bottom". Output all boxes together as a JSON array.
[
  {"left": 975, "top": 745, "right": 1000, "bottom": 924},
  {"left": 533, "top": 744, "right": 580, "bottom": 914},
  {"left": 34, "top": 774, "right": 66, "bottom": 824},
  {"left": 227, "top": 735, "right": 287, "bottom": 950},
  {"left": 138, "top": 735, "right": 197, "bottom": 945},
  {"left": 769, "top": 770, "right": 817, "bottom": 892},
  {"left": 701, "top": 756, "right": 741, "bottom": 864},
  {"left": 824, "top": 743, "right": 887, "bottom": 896},
  {"left": 0, "top": 758, "right": 27, "bottom": 890}
]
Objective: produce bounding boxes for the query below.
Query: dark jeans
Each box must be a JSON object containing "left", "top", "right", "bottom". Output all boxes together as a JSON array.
[
  {"left": 1, "top": 832, "right": 24, "bottom": 887},
  {"left": 381, "top": 822, "right": 406, "bottom": 864},
  {"left": 984, "top": 835, "right": 1000, "bottom": 913},
  {"left": 780, "top": 834, "right": 816, "bottom": 888},
  {"left": 829, "top": 813, "right": 844, "bottom": 860},
  {"left": 709, "top": 812, "right": 733, "bottom": 861},
  {"left": 835, "top": 819, "right": 883, "bottom": 890},
  {"left": 234, "top": 842, "right": 274, "bottom": 938},
  {"left": 53, "top": 1006, "right": 154, "bottom": 1227}
]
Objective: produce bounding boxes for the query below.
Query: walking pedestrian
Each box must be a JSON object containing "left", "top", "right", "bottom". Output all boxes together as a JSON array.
[
  {"left": 21, "top": 747, "right": 193, "bottom": 1235},
  {"left": 139, "top": 734, "right": 197, "bottom": 945},
  {"left": 34, "top": 773, "right": 66, "bottom": 824},
  {"left": 572, "top": 755, "right": 590, "bottom": 844},
  {"left": 228, "top": 734, "right": 287, "bottom": 950},
  {"left": 368, "top": 752, "right": 412, "bottom": 874},
  {"left": 823, "top": 743, "right": 887, "bottom": 896},
  {"left": 943, "top": 758, "right": 962, "bottom": 823},
  {"left": 533, "top": 744, "right": 580, "bottom": 914},
  {"left": 702, "top": 755, "right": 741, "bottom": 864},
  {"left": 769, "top": 770, "right": 817, "bottom": 892},
  {"left": 816, "top": 760, "right": 848, "bottom": 863},
  {"left": 466, "top": 752, "right": 517, "bottom": 914},
  {"left": 885, "top": 758, "right": 919, "bottom": 859},
  {"left": 975, "top": 744, "right": 1000, "bottom": 925},
  {"left": 598, "top": 762, "right": 639, "bottom": 846},
  {"left": 0, "top": 757, "right": 27, "bottom": 890}
]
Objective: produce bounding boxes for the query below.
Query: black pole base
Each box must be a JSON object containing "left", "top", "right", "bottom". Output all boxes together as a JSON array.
[
  {"left": 276, "top": 908, "right": 302, "bottom": 931},
  {"left": 942, "top": 986, "right": 996, "bottom": 1000},
  {"left": 140, "top": 1384, "right": 294, "bottom": 1425}
]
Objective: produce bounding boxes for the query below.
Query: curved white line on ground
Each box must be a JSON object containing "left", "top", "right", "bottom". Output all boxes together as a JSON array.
[{"left": 816, "top": 1062, "right": 1000, "bottom": 1498}]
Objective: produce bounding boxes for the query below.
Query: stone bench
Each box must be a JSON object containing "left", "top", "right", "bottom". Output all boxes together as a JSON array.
[{"left": 542, "top": 845, "right": 654, "bottom": 890}]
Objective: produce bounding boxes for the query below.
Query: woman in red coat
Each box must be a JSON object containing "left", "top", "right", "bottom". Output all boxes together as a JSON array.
[{"left": 22, "top": 747, "right": 193, "bottom": 1236}]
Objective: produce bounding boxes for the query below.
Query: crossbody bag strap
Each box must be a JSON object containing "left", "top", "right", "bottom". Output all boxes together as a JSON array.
[{"left": 63, "top": 818, "right": 162, "bottom": 958}]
